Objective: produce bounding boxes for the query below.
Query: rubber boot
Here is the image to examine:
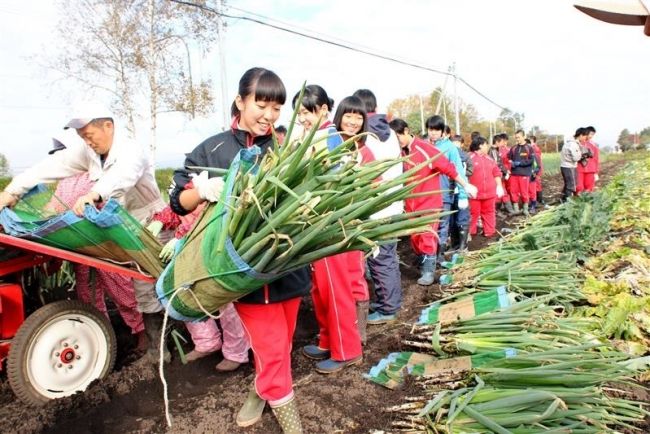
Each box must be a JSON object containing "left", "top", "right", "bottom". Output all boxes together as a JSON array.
[
  {"left": 504, "top": 201, "right": 517, "bottom": 216},
  {"left": 436, "top": 243, "right": 446, "bottom": 266},
  {"left": 512, "top": 202, "right": 521, "bottom": 215},
  {"left": 522, "top": 202, "right": 530, "bottom": 217},
  {"left": 356, "top": 300, "right": 369, "bottom": 345},
  {"left": 529, "top": 200, "right": 537, "bottom": 214},
  {"left": 143, "top": 313, "right": 171, "bottom": 364},
  {"left": 271, "top": 397, "right": 303, "bottom": 434},
  {"left": 458, "top": 228, "right": 469, "bottom": 251},
  {"left": 236, "top": 388, "right": 267, "bottom": 427},
  {"left": 417, "top": 255, "right": 436, "bottom": 286}
]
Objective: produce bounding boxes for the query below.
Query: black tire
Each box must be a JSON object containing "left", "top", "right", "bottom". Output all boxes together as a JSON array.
[{"left": 7, "top": 300, "right": 117, "bottom": 406}]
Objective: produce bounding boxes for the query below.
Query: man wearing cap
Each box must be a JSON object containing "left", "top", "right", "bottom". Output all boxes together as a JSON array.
[{"left": 0, "top": 103, "right": 170, "bottom": 363}]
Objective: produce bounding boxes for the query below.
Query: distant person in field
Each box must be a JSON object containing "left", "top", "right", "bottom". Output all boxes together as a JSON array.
[
  {"left": 449, "top": 134, "right": 473, "bottom": 251},
  {"left": 491, "top": 133, "right": 516, "bottom": 216},
  {"left": 467, "top": 136, "right": 505, "bottom": 238},
  {"left": 576, "top": 126, "right": 600, "bottom": 193},
  {"left": 507, "top": 130, "right": 535, "bottom": 216},
  {"left": 528, "top": 135, "right": 546, "bottom": 209},
  {"left": 274, "top": 124, "right": 287, "bottom": 145},
  {"left": 560, "top": 128, "right": 587, "bottom": 201},
  {"left": 526, "top": 138, "right": 542, "bottom": 214}
]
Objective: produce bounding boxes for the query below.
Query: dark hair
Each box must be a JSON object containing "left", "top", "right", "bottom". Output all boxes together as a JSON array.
[
  {"left": 530, "top": 135, "right": 537, "bottom": 142},
  {"left": 470, "top": 131, "right": 480, "bottom": 140},
  {"left": 425, "top": 115, "right": 445, "bottom": 132},
  {"left": 275, "top": 125, "right": 287, "bottom": 134},
  {"left": 292, "top": 84, "right": 334, "bottom": 112},
  {"left": 389, "top": 118, "right": 409, "bottom": 134},
  {"left": 231, "top": 67, "right": 286, "bottom": 118},
  {"left": 515, "top": 129, "right": 525, "bottom": 136},
  {"left": 492, "top": 134, "right": 500, "bottom": 145},
  {"left": 352, "top": 89, "right": 377, "bottom": 113},
  {"left": 574, "top": 127, "right": 589, "bottom": 139},
  {"left": 585, "top": 126, "right": 596, "bottom": 134},
  {"left": 470, "top": 136, "right": 488, "bottom": 152},
  {"left": 451, "top": 134, "right": 463, "bottom": 144},
  {"left": 525, "top": 138, "right": 531, "bottom": 144},
  {"left": 501, "top": 133, "right": 509, "bottom": 141},
  {"left": 333, "top": 96, "right": 367, "bottom": 137},
  {"left": 444, "top": 125, "right": 451, "bottom": 135}
]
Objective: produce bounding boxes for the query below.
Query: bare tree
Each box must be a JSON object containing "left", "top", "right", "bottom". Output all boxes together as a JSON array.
[{"left": 51, "top": 0, "right": 220, "bottom": 153}]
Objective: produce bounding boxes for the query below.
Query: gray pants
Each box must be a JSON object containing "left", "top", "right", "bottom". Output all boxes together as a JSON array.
[
  {"left": 367, "top": 243, "right": 402, "bottom": 315},
  {"left": 561, "top": 167, "right": 576, "bottom": 202},
  {"left": 133, "top": 229, "right": 174, "bottom": 314}
]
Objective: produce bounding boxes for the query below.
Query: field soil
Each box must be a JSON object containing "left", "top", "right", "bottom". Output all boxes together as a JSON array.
[{"left": 0, "top": 158, "right": 631, "bottom": 434}]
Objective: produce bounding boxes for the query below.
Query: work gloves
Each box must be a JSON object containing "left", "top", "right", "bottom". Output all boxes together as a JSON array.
[{"left": 192, "top": 171, "right": 224, "bottom": 203}]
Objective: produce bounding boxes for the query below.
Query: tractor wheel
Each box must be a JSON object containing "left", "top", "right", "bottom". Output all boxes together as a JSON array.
[{"left": 7, "top": 300, "right": 116, "bottom": 406}]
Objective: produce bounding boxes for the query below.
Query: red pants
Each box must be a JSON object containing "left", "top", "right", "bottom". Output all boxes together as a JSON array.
[
  {"left": 235, "top": 298, "right": 301, "bottom": 404},
  {"left": 410, "top": 221, "right": 440, "bottom": 256},
  {"left": 509, "top": 175, "right": 530, "bottom": 204},
  {"left": 312, "top": 251, "right": 366, "bottom": 361},
  {"left": 528, "top": 178, "right": 540, "bottom": 201},
  {"left": 576, "top": 172, "right": 596, "bottom": 193},
  {"left": 469, "top": 198, "right": 496, "bottom": 237}
]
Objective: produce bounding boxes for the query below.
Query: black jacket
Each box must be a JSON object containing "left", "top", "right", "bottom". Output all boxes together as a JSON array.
[
  {"left": 169, "top": 126, "right": 311, "bottom": 305},
  {"left": 507, "top": 143, "right": 534, "bottom": 177}
]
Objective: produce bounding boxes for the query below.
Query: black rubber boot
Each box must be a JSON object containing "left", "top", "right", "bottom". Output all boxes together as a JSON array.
[
  {"left": 458, "top": 228, "right": 470, "bottom": 251},
  {"left": 143, "top": 313, "right": 171, "bottom": 364}
]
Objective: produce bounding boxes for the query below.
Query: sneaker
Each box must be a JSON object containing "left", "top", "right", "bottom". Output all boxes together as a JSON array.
[
  {"left": 215, "top": 358, "right": 242, "bottom": 372},
  {"left": 185, "top": 348, "right": 219, "bottom": 362},
  {"left": 367, "top": 311, "right": 396, "bottom": 325},
  {"left": 315, "top": 356, "right": 363, "bottom": 374},
  {"left": 302, "top": 345, "right": 330, "bottom": 360}
]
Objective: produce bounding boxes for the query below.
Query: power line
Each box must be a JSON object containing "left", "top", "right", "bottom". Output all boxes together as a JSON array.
[{"left": 169, "top": 0, "right": 508, "bottom": 112}]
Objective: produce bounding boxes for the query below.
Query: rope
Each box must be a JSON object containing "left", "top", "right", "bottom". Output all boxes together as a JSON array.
[{"left": 159, "top": 286, "right": 224, "bottom": 427}]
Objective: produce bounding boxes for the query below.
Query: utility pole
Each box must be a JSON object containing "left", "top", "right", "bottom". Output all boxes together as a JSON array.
[
  {"left": 418, "top": 94, "right": 425, "bottom": 136},
  {"left": 216, "top": 0, "right": 229, "bottom": 131},
  {"left": 452, "top": 62, "right": 460, "bottom": 134}
]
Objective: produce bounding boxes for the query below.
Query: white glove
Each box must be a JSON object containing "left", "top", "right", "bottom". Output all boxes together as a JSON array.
[
  {"left": 192, "top": 171, "right": 224, "bottom": 202},
  {"left": 160, "top": 238, "right": 179, "bottom": 263},
  {"left": 458, "top": 198, "right": 469, "bottom": 210},
  {"left": 594, "top": 174, "right": 599, "bottom": 182},
  {"left": 504, "top": 172, "right": 511, "bottom": 181},
  {"left": 496, "top": 185, "right": 505, "bottom": 198},
  {"left": 146, "top": 220, "right": 163, "bottom": 237},
  {"left": 464, "top": 184, "right": 478, "bottom": 199}
]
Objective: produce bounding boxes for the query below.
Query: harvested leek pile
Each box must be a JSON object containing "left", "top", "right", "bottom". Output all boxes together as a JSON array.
[
  {"left": 372, "top": 157, "right": 650, "bottom": 433},
  {"left": 389, "top": 347, "right": 649, "bottom": 433},
  {"left": 404, "top": 298, "right": 599, "bottom": 357}
]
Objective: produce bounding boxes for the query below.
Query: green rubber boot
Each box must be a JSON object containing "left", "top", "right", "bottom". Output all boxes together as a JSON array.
[
  {"left": 236, "top": 388, "right": 266, "bottom": 427},
  {"left": 271, "top": 397, "right": 303, "bottom": 434}
]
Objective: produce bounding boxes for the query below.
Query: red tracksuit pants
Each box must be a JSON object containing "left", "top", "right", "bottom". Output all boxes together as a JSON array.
[
  {"left": 576, "top": 172, "right": 596, "bottom": 193},
  {"left": 509, "top": 175, "right": 530, "bottom": 204},
  {"left": 528, "top": 178, "right": 541, "bottom": 201},
  {"left": 312, "top": 251, "right": 367, "bottom": 361},
  {"left": 410, "top": 221, "right": 440, "bottom": 256},
  {"left": 469, "top": 198, "right": 497, "bottom": 237},
  {"left": 234, "top": 298, "right": 301, "bottom": 405}
]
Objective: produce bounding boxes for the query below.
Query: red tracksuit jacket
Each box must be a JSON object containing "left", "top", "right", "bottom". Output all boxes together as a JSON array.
[
  {"left": 468, "top": 152, "right": 501, "bottom": 200},
  {"left": 402, "top": 137, "right": 458, "bottom": 212}
]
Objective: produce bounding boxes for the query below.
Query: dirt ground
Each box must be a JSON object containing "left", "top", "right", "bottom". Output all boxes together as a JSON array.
[{"left": 0, "top": 158, "right": 631, "bottom": 434}]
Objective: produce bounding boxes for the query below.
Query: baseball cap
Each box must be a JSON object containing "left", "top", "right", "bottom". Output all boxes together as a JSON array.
[
  {"left": 49, "top": 130, "right": 86, "bottom": 154},
  {"left": 64, "top": 102, "right": 114, "bottom": 129}
]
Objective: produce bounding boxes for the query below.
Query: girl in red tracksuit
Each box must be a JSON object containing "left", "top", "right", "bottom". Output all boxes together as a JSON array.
[
  {"left": 576, "top": 127, "right": 600, "bottom": 193},
  {"left": 468, "top": 136, "right": 504, "bottom": 237},
  {"left": 292, "top": 89, "right": 369, "bottom": 375},
  {"left": 389, "top": 118, "right": 475, "bottom": 285},
  {"left": 168, "top": 68, "right": 310, "bottom": 433}
]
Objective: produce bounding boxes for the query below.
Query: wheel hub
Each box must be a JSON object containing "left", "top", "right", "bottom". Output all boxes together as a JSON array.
[{"left": 59, "top": 347, "right": 76, "bottom": 364}]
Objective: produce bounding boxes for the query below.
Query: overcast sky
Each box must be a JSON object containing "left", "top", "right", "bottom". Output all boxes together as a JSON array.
[{"left": 1, "top": 0, "right": 649, "bottom": 174}]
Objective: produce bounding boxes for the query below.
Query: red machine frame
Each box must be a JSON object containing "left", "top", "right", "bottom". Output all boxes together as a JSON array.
[{"left": 0, "top": 232, "right": 155, "bottom": 364}]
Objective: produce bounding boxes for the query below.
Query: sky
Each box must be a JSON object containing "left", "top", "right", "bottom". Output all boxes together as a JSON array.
[{"left": 1, "top": 0, "right": 649, "bottom": 174}]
